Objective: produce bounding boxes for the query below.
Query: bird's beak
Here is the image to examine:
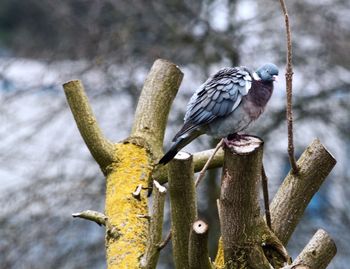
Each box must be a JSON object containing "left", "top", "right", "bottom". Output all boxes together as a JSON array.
[{"left": 272, "top": 75, "right": 278, "bottom": 82}]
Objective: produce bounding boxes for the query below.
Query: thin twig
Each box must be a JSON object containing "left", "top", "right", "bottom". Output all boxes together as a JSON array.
[
  {"left": 157, "top": 230, "right": 172, "bottom": 250},
  {"left": 261, "top": 164, "right": 271, "bottom": 229},
  {"left": 195, "top": 139, "right": 224, "bottom": 187},
  {"left": 279, "top": 0, "right": 298, "bottom": 174}
]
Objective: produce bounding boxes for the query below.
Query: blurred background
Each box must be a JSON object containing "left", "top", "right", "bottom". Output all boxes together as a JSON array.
[{"left": 0, "top": 0, "right": 349, "bottom": 268}]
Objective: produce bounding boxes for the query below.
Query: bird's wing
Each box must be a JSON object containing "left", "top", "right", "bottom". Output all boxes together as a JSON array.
[{"left": 173, "top": 67, "right": 253, "bottom": 141}]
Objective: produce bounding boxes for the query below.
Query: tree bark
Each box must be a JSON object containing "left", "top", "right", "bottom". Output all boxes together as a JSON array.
[
  {"left": 270, "top": 139, "right": 336, "bottom": 244},
  {"left": 131, "top": 58, "right": 183, "bottom": 159},
  {"left": 219, "top": 136, "right": 287, "bottom": 269},
  {"left": 141, "top": 181, "right": 167, "bottom": 269},
  {"left": 168, "top": 152, "right": 198, "bottom": 269},
  {"left": 65, "top": 59, "right": 183, "bottom": 269}
]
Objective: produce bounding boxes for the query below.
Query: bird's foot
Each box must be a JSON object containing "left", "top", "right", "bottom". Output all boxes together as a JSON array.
[
  {"left": 224, "top": 133, "right": 249, "bottom": 147},
  {"left": 223, "top": 134, "right": 263, "bottom": 154}
]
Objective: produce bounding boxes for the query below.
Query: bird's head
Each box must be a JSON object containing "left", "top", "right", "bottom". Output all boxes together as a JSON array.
[{"left": 255, "top": 63, "right": 279, "bottom": 82}]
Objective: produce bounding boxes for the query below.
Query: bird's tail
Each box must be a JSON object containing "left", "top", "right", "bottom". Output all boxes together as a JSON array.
[{"left": 158, "top": 132, "right": 200, "bottom": 165}]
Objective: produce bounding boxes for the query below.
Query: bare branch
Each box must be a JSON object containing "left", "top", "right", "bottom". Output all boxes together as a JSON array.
[
  {"left": 72, "top": 210, "right": 107, "bottom": 226},
  {"left": 292, "top": 229, "right": 337, "bottom": 269},
  {"left": 195, "top": 139, "right": 224, "bottom": 187},
  {"left": 193, "top": 148, "right": 224, "bottom": 171},
  {"left": 168, "top": 152, "right": 197, "bottom": 269},
  {"left": 72, "top": 210, "right": 120, "bottom": 240},
  {"left": 131, "top": 59, "right": 183, "bottom": 158},
  {"left": 63, "top": 80, "right": 115, "bottom": 172},
  {"left": 261, "top": 164, "right": 271, "bottom": 229},
  {"left": 279, "top": 0, "right": 298, "bottom": 173},
  {"left": 157, "top": 230, "right": 172, "bottom": 251},
  {"left": 141, "top": 180, "right": 167, "bottom": 269},
  {"left": 188, "top": 220, "right": 212, "bottom": 269},
  {"left": 270, "top": 139, "right": 336, "bottom": 244}
]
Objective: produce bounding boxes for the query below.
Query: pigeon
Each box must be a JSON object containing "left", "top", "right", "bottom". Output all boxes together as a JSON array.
[{"left": 159, "top": 63, "right": 279, "bottom": 165}]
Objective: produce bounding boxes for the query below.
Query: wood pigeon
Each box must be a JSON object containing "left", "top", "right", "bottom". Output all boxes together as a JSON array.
[{"left": 159, "top": 63, "right": 279, "bottom": 165}]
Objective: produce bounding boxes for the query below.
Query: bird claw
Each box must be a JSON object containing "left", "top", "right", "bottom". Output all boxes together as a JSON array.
[{"left": 224, "top": 133, "right": 250, "bottom": 148}]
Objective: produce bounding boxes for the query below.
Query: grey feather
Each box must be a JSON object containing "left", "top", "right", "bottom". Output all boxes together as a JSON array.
[
  {"left": 160, "top": 63, "right": 278, "bottom": 164},
  {"left": 175, "top": 66, "right": 255, "bottom": 141}
]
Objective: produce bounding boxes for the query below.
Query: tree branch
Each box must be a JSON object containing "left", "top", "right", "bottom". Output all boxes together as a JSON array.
[
  {"left": 72, "top": 210, "right": 107, "bottom": 226},
  {"left": 195, "top": 139, "right": 224, "bottom": 187},
  {"left": 188, "top": 220, "right": 212, "bottom": 269},
  {"left": 279, "top": 0, "right": 298, "bottom": 173},
  {"left": 157, "top": 230, "right": 172, "bottom": 251},
  {"left": 168, "top": 152, "right": 197, "bottom": 269},
  {"left": 72, "top": 210, "right": 120, "bottom": 239},
  {"left": 155, "top": 142, "right": 224, "bottom": 252},
  {"left": 270, "top": 139, "right": 336, "bottom": 244},
  {"left": 141, "top": 180, "right": 167, "bottom": 269},
  {"left": 293, "top": 229, "right": 336, "bottom": 269},
  {"left": 63, "top": 80, "right": 115, "bottom": 173},
  {"left": 131, "top": 59, "right": 183, "bottom": 159},
  {"left": 261, "top": 164, "right": 271, "bottom": 229},
  {"left": 282, "top": 229, "right": 336, "bottom": 269},
  {"left": 193, "top": 148, "right": 224, "bottom": 171}
]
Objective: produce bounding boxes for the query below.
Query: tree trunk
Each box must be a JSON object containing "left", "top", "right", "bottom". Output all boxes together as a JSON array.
[{"left": 219, "top": 136, "right": 287, "bottom": 269}]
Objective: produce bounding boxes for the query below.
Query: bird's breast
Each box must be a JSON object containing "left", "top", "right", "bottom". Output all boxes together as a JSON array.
[
  {"left": 204, "top": 105, "right": 253, "bottom": 138},
  {"left": 242, "top": 99, "right": 265, "bottom": 120}
]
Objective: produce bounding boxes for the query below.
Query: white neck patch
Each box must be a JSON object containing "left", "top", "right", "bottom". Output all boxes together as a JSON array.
[{"left": 252, "top": 72, "right": 261, "bottom": 81}]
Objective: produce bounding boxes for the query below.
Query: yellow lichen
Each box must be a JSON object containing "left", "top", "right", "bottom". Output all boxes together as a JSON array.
[
  {"left": 105, "top": 143, "right": 151, "bottom": 269},
  {"left": 214, "top": 237, "right": 225, "bottom": 269}
]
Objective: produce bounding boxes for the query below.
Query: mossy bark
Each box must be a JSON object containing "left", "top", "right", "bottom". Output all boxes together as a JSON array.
[
  {"left": 64, "top": 59, "right": 183, "bottom": 269},
  {"left": 105, "top": 143, "right": 151, "bottom": 268}
]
